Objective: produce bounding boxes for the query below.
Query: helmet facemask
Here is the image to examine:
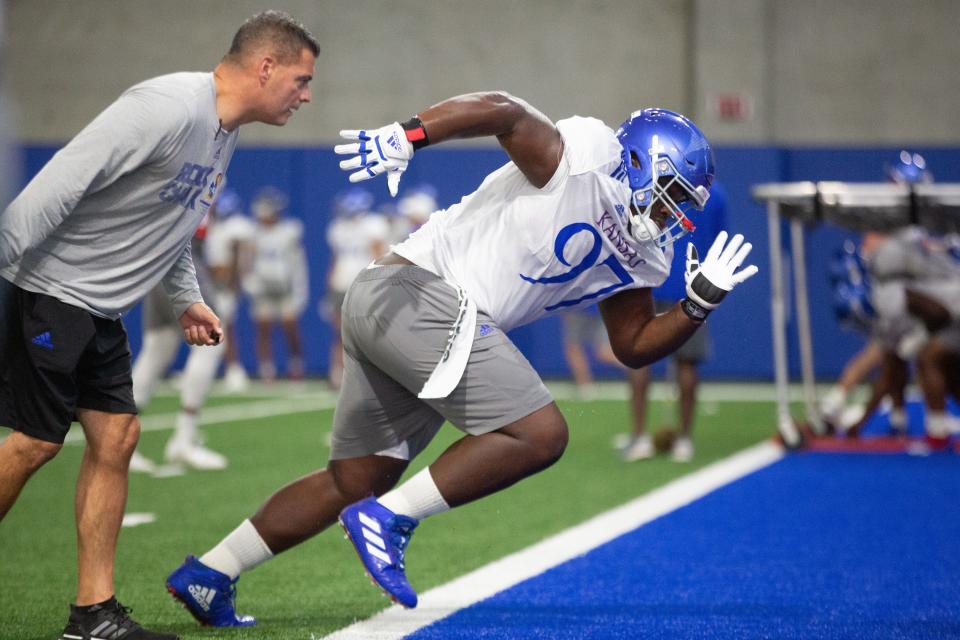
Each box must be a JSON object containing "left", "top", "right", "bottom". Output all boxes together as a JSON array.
[{"left": 627, "top": 146, "right": 710, "bottom": 247}]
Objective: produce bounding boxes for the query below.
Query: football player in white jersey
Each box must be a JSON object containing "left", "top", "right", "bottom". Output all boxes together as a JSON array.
[
  {"left": 168, "top": 92, "right": 757, "bottom": 624},
  {"left": 243, "top": 187, "right": 309, "bottom": 381},
  {"left": 391, "top": 183, "right": 439, "bottom": 243},
  {"left": 205, "top": 189, "right": 255, "bottom": 392},
  {"left": 323, "top": 187, "right": 390, "bottom": 388}
]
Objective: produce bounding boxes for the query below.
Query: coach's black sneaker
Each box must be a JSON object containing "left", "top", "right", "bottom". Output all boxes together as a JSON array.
[{"left": 59, "top": 597, "right": 178, "bottom": 640}]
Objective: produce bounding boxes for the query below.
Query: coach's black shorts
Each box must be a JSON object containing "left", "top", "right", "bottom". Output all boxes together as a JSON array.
[{"left": 0, "top": 278, "right": 137, "bottom": 444}]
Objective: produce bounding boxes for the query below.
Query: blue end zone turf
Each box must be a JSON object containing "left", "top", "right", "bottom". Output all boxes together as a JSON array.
[{"left": 408, "top": 453, "right": 960, "bottom": 639}]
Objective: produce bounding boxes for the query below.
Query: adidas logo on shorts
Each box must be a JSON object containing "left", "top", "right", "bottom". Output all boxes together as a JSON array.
[
  {"left": 188, "top": 584, "right": 217, "bottom": 612},
  {"left": 31, "top": 331, "right": 54, "bottom": 350}
]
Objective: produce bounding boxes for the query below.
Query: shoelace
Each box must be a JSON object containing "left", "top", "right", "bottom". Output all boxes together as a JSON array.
[
  {"left": 109, "top": 602, "right": 139, "bottom": 633},
  {"left": 228, "top": 577, "right": 241, "bottom": 610},
  {"left": 387, "top": 518, "right": 417, "bottom": 571}
]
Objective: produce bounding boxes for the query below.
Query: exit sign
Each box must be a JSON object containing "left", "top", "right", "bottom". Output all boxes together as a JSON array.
[{"left": 708, "top": 93, "right": 755, "bottom": 122}]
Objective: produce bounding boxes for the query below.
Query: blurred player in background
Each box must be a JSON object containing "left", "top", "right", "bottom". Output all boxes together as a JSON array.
[
  {"left": 614, "top": 182, "right": 727, "bottom": 462},
  {"left": 559, "top": 306, "right": 608, "bottom": 400},
  {"left": 167, "top": 92, "right": 757, "bottom": 625},
  {"left": 204, "top": 189, "right": 255, "bottom": 392},
  {"left": 391, "top": 183, "right": 439, "bottom": 243},
  {"left": 244, "top": 186, "right": 309, "bottom": 381},
  {"left": 821, "top": 152, "right": 933, "bottom": 436},
  {"left": 322, "top": 187, "right": 389, "bottom": 388},
  {"left": 820, "top": 239, "right": 912, "bottom": 436},
  {"left": 0, "top": 10, "right": 317, "bottom": 639},
  {"left": 128, "top": 203, "right": 228, "bottom": 473},
  {"left": 826, "top": 152, "right": 960, "bottom": 446},
  {"left": 861, "top": 231, "right": 960, "bottom": 446}
]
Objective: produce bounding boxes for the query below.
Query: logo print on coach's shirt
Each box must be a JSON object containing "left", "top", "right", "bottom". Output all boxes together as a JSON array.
[
  {"left": 199, "top": 173, "right": 224, "bottom": 209},
  {"left": 31, "top": 331, "right": 54, "bottom": 350},
  {"left": 158, "top": 162, "right": 215, "bottom": 209}
]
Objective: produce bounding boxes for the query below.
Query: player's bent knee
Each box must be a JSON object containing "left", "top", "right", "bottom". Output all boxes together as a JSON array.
[
  {"left": 329, "top": 456, "right": 408, "bottom": 503},
  {"left": 507, "top": 404, "right": 569, "bottom": 468},
  {"left": 8, "top": 432, "right": 62, "bottom": 470},
  {"left": 538, "top": 419, "right": 569, "bottom": 467},
  {"left": 111, "top": 416, "right": 141, "bottom": 458}
]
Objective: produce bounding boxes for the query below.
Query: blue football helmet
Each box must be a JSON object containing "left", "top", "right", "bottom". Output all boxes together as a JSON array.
[
  {"left": 212, "top": 189, "right": 242, "bottom": 217},
  {"left": 833, "top": 281, "right": 875, "bottom": 334},
  {"left": 252, "top": 186, "right": 289, "bottom": 222},
  {"left": 397, "top": 184, "right": 439, "bottom": 223},
  {"left": 887, "top": 150, "right": 932, "bottom": 184},
  {"left": 333, "top": 186, "right": 375, "bottom": 218},
  {"left": 616, "top": 108, "right": 715, "bottom": 247},
  {"left": 828, "top": 240, "right": 868, "bottom": 288}
]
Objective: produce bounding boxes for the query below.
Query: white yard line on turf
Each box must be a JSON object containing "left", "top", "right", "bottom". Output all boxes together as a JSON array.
[
  {"left": 546, "top": 380, "right": 912, "bottom": 403},
  {"left": 320, "top": 439, "right": 785, "bottom": 640},
  {"left": 62, "top": 394, "right": 338, "bottom": 445}
]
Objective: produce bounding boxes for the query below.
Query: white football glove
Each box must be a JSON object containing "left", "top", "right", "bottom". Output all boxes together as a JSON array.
[
  {"left": 334, "top": 122, "right": 413, "bottom": 197},
  {"left": 683, "top": 231, "right": 759, "bottom": 318}
]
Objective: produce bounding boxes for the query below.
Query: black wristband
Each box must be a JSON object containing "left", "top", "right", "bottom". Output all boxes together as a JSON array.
[
  {"left": 401, "top": 117, "right": 430, "bottom": 151},
  {"left": 681, "top": 298, "right": 710, "bottom": 323}
]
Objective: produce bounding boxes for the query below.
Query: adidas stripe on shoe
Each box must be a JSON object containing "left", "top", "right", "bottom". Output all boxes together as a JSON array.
[
  {"left": 166, "top": 555, "right": 255, "bottom": 627},
  {"left": 59, "top": 597, "right": 177, "bottom": 640},
  {"left": 339, "top": 497, "right": 420, "bottom": 608}
]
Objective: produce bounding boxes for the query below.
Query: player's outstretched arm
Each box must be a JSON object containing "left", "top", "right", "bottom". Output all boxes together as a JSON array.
[
  {"left": 335, "top": 91, "right": 562, "bottom": 196},
  {"left": 599, "top": 287, "right": 699, "bottom": 369},
  {"left": 600, "top": 232, "right": 759, "bottom": 368}
]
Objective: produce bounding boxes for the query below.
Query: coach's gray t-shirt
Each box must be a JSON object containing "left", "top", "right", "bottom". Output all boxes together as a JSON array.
[{"left": 0, "top": 72, "right": 238, "bottom": 319}]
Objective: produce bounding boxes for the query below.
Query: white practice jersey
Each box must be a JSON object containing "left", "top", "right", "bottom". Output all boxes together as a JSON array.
[
  {"left": 394, "top": 116, "right": 671, "bottom": 332},
  {"left": 249, "top": 219, "right": 308, "bottom": 297},
  {"left": 205, "top": 214, "right": 255, "bottom": 269},
  {"left": 327, "top": 213, "right": 391, "bottom": 292}
]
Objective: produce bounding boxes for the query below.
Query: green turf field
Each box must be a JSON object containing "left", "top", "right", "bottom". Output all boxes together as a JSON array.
[{"left": 0, "top": 381, "right": 782, "bottom": 640}]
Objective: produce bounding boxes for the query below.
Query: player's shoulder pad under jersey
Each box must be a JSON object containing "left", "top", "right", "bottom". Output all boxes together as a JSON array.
[{"left": 555, "top": 116, "right": 623, "bottom": 177}]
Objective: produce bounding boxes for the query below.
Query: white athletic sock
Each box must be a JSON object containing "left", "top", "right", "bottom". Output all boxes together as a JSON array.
[
  {"left": 199, "top": 519, "right": 274, "bottom": 579},
  {"left": 180, "top": 343, "right": 223, "bottom": 408},
  {"left": 890, "top": 407, "right": 907, "bottom": 430},
  {"left": 926, "top": 411, "right": 951, "bottom": 439},
  {"left": 820, "top": 386, "right": 847, "bottom": 421},
  {"left": 173, "top": 411, "right": 198, "bottom": 446},
  {"left": 378, "top": 467, "right": 450, "bottom": 520},
  {"left": 131, "top": 327, "right": 180, "bottom": 408}
]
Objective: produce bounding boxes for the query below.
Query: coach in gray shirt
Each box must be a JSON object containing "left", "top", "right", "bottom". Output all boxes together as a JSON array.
[{"left": 0, "top": 11, "right": 317, "bottom": 640}]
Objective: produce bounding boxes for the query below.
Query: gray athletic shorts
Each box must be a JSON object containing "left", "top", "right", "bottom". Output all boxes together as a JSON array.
[
  {"left": 654, "top": 300, "right": 710, "bottom": 363},
  {"left": 330, "top": 264, "right": 554, "bottom": 460}
]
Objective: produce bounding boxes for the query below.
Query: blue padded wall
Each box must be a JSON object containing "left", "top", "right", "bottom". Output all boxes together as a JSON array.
[{"left": 16, "top": 144, "right": 960, "bottom": 380}]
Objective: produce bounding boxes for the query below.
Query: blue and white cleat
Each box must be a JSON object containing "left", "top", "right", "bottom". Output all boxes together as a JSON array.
[
  {"left": 339, "top": 497, "right": 420, "bottom": 608},
  {"left": 166, "top": 556, "right": 256, "bottom": 627}
]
